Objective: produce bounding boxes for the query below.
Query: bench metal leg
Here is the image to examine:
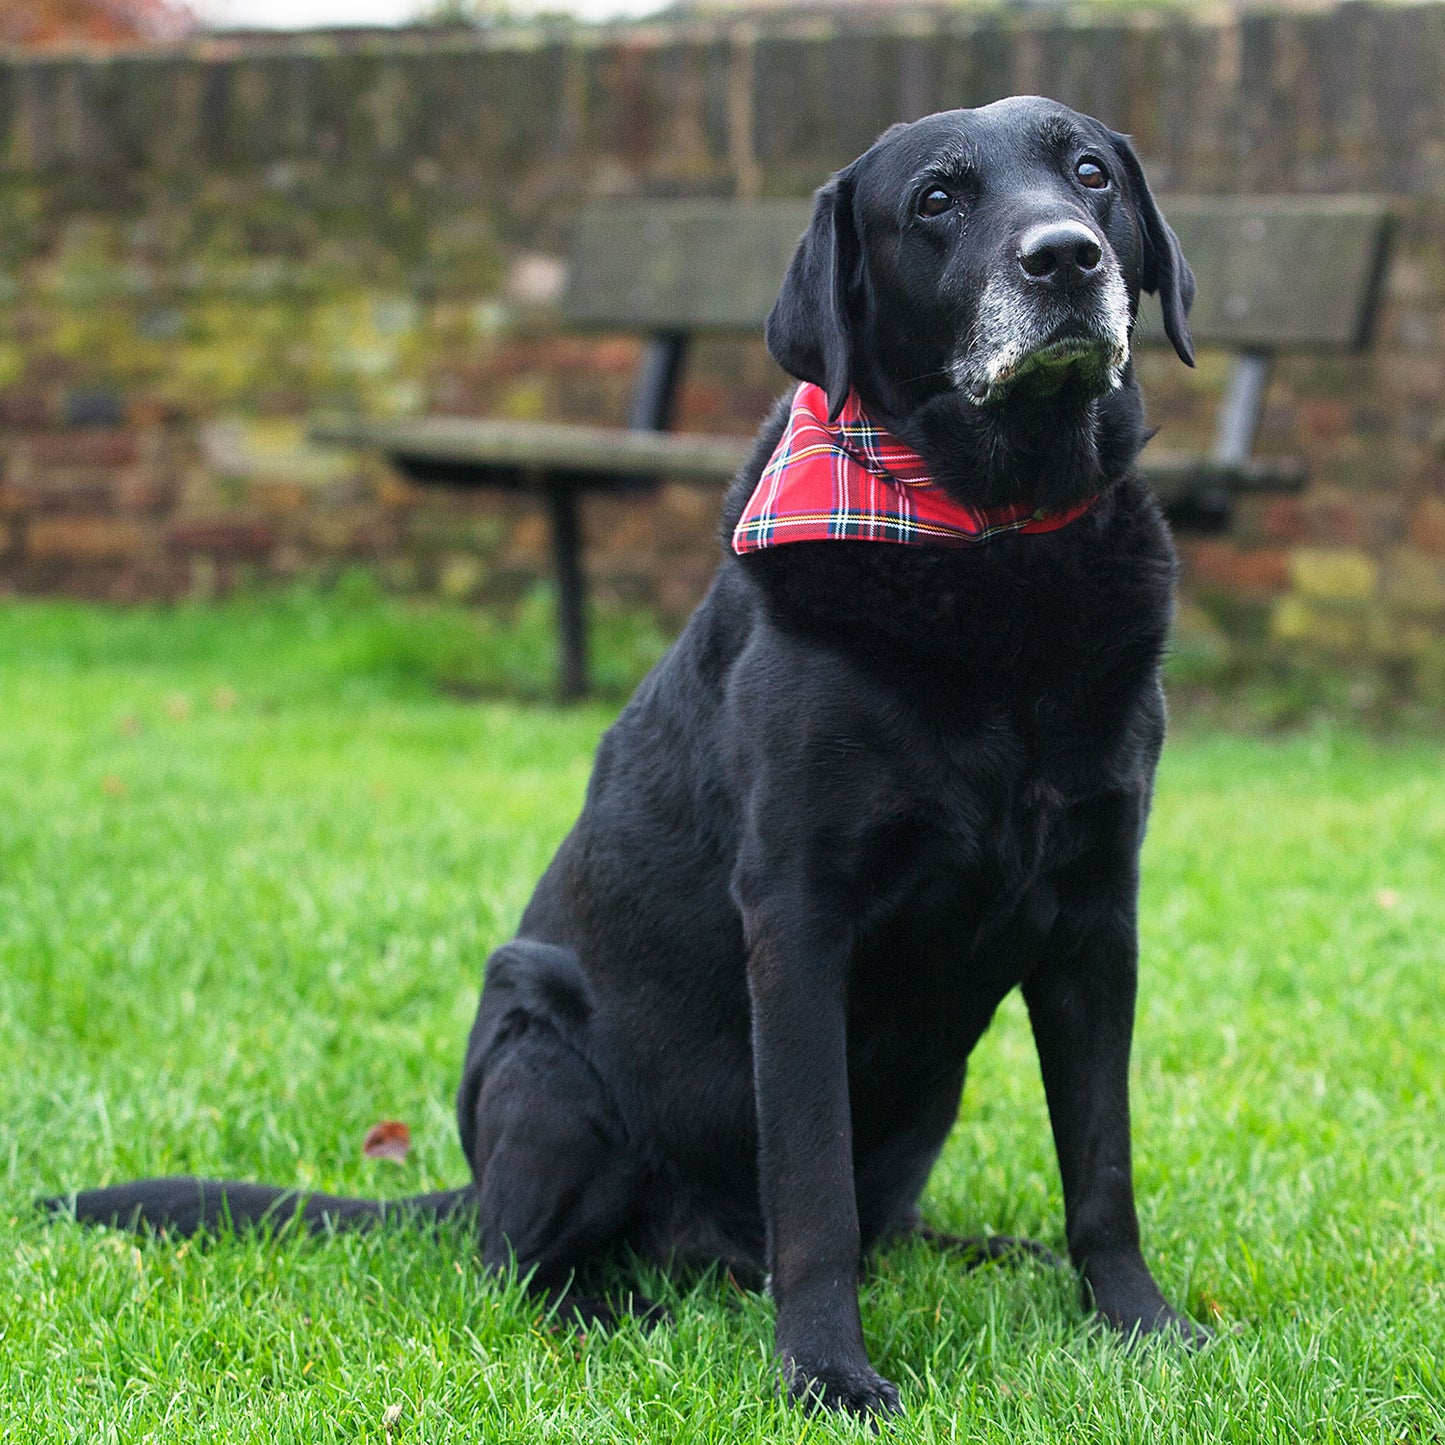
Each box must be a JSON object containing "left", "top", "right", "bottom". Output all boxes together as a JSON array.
[
  {"left": 1211, "top": 349, "right": 1272, "bottom": 467},
  {"left": 544, "top": 479, "right": 589, "bottom": 701},
  {"left": 628, "top": 332, "right": 689, "bottom": 431}
]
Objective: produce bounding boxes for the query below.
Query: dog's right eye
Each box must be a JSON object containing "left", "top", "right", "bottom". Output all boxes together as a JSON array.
[{"left": 917, "top": 187, "right": 956, "bottom": 218}]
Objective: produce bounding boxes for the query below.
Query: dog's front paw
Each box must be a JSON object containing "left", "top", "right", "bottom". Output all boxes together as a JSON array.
[
  {"left": 782, "top": 1355, "right": 903, "bottom": 1420},
  {"left": 1086, "top": 1254, "right": 1212, "bottom": 1351},
  {"left": 1114, "top": 1302, "right": 1212, "bottom": 1351},
  {"left": 1086, "top": 1254, "right": 1208, "bottom": 1352},
  {"left": 1093, "top": 1289, "right": 1211, "bottom": 1350}
]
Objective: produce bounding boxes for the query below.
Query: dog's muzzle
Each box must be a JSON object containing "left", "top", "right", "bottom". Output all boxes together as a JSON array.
[{"left": 951, "top": 238, "right": 1131, "bottom": 408}]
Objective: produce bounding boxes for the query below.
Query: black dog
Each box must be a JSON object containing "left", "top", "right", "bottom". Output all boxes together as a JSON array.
[{"left": 53, "top": 96, "right": 1205, "bottom": 1418}]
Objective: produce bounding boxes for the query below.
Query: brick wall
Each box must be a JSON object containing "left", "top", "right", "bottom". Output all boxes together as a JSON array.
[{"left": 2, "top": 5, "right": 1445, "bottom": 694}]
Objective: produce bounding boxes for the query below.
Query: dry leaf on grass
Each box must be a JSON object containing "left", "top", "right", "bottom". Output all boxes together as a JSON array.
[
  {"left": 362, "top": 1120, "right": 411, "bottom": 1163},
  {"left": 101, "top": 775, "right": 127, "bottom": 797}
]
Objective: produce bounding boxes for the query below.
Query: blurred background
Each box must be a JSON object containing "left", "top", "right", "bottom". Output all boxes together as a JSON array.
[
  {"left": 7, "top": 10, "right": 1445, "bottom": 1436},
  {"left": 2, "top": 0, "right": 1443, "bottom": 716}
]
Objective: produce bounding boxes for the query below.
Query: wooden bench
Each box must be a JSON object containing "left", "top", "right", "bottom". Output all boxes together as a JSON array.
[{"left": 312, "top": 196, "right": 1391, "bottom": 699}]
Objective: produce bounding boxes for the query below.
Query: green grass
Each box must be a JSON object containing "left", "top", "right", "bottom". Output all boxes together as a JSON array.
[{"left": 1, "top": 588, "right": 1441, "bottom": 1443}]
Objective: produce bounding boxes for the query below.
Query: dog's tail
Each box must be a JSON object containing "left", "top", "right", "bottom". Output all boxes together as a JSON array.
[{"left": 40, "top": 1177, "right": 474, "bottom": 1237}]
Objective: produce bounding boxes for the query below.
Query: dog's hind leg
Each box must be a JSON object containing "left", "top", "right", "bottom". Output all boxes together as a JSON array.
[{"left": 457, "top": 940, "right": 652, "bottom": 1330}]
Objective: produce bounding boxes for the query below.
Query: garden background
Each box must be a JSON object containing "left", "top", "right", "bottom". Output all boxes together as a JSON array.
[{"left": 5, "top": 1, "right": 1445, "bottom": 709}]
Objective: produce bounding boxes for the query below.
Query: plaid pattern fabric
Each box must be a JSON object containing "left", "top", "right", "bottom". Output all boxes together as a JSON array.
[{"left": 732, "top": 383, "right": 1098, "bottom": 555}]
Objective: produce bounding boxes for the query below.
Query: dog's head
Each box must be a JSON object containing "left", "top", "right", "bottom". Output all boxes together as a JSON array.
[{"left": 766, "top": 98, "right": 1194, "bottom": 475}]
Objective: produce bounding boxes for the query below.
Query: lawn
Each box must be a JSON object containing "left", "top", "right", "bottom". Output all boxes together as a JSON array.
[{"left": 1, "top": 587, "right": 1441, "bottom": 1443}]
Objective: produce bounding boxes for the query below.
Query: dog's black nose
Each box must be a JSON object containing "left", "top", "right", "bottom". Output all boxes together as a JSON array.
[{"left": 1018, "top": 221, "right": 1103, "bottom": 283}]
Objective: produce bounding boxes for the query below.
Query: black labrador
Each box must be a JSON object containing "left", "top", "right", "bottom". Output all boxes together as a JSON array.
[{"left": 52, "top": 96, "right": 1205, "bottom": 1418}]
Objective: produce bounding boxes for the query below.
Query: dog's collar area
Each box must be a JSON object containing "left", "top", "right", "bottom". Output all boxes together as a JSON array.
[{"left": 731, "top": 384, "right": 1099, "bottom": 555}]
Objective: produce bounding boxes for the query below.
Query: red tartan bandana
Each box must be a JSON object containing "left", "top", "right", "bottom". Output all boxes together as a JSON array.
[{"left": 731, "top": 383, "right": 1098, "bottom": 555}]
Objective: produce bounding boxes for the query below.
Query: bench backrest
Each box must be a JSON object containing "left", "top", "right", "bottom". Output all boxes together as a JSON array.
[
  {"left": 1135, "top": 196, "right": 1392, "bottom": 353},
  {"left": 565, "top": 196, "right": 1393, "bottom": 352},
  {"left": 565, "top": 202, "right": 812, "bottom": 333}
]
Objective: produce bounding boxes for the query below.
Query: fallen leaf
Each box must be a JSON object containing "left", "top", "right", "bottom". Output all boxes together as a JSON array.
[
  {"left": 101, "top": 775, "right": 127, "bottom": 797},
  {"left": 212, "top": 686, "right": 238, "bottom": 712},
  {"left": 382, "top": 1402, "right": 404, "bottom": 1429},
  {"left": 164, "top": 693, "right": 191, "bottom": 721},
  {"left": 362, "top": 1120, "right": 411, "bottom": 1163}
]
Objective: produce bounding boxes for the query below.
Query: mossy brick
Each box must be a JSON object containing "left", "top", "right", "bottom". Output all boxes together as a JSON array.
[
  {"left": 1367, "top": 611, "right": 1441, "bottom": 661},
  {"left": 1296, "top": 398, "right": 1354, "bottom": 441},
  {"left": 1271, "top": 596, "right": 1369, "bottom": 652},
  {"left": 1261, "top": 496, "right": 1308, "bottom": 543},
  {"left": 1407, "top": 497, "right": 1445, "bottom": 553},
  {"left": 345, "top": 516, "right": 399, "bottom": 554},
  {"left": 404, "top": 510, "right": 508, "bottom": 554},
  {"left": 4, "top": 557, "right": 103, "bottom": 599},
  {"left": 104, "top": 559, "right": 195, "bottom": 605},
  {"left": 657, "top": 558, "right": 714, "bottom": 620},
  {"left": 584, "top": 497, "right": 653, "bottom": 559},
  {"left": 299, "top": 511, "right": 396, "bottom": 555},
  {"left": 379, "top": 556, "right": 419, "bottom": 592},
  {"left": 1183, "top": 540, "right": 1291, "bottom": 596},
  {"left": 505, "top": 510, "right": 553, "bottom": 565},
  {"left": 2, "top": 472, "right": 120, "bottom": 516},
  {"left": 1290, "top": 547, "right": 1381, "bottom": 603},
  {"left": 1383, "top": 548, "right": 1445, "bottom": 615},
  {"left": 1302, "top": 491, "right": 1408, "bottom": 548},
  {"left": 26, "top": 430, "right": 138, "bottom": 468},
  {"left": 1369, "top": 499, "right": 1407, "bottom": 547},
  {"left": 0, "top": 389, "right": 58, "bottom": 427},
  {"left": 1416, "top": 641, "right": 1445, "bottom": 707},
  {"left": 26, "top": 515, "right": 151, "bottom": 562},
  {"left": 310, "top": 476, "right": 369, "bottom": 509},
  {"left": 375, "top": 472, "right": 423, "bottom": 510},
  {"left": 655, "top": 481, "right": 724, "bottom": 549},
  {"left": 437, "top": 553, "right": 485, "bottom": 601},
  {"left": 113, "top": 474, "right": 178, "bottom": 514},
  {"left": 246, "top": 479, "right": 308, "bottom": 515},
  {"left": 166, "top": 516, "right": 277, "bottom": 558},
  {"left": 200, "top": 419, "right": 361, "bottom": 487},
  {"left": 268, "top": 542, "right": 309, "bottom": 578}
]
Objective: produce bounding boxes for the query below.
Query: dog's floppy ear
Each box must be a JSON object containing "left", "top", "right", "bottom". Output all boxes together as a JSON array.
[
  {"left": 1108, "top": 130, "right": 1196, "bottom": 368},
  {"left": 765, "top": 172, "right": 861, "bottom": 420}
]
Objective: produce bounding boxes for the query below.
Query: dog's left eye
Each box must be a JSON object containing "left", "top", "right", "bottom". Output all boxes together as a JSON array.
[
  {"left": 1075, "top": 157, "right": 1110, "bottom": 190},
  {"left": 917, "top": 187, "right": 956, "bottom": 218}
]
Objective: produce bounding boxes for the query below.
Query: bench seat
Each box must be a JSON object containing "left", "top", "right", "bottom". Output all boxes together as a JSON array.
[
  {"left": 309, "top": 415, "right": 754, "bottom": 487},
  {"left": 313, "top": 415, "right": 1310, "bottom": 504}
]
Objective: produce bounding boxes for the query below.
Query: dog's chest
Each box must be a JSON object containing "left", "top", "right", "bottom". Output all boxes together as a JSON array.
[
  {"left": 843, "top": 767, "right": 1086, "bottom": 1098},
  {"left": 856, "top": 696, "right": 1146, "bottom": 970},
  {"left": 906, "top": 756, "right": 1070, "bottom": 916}
]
